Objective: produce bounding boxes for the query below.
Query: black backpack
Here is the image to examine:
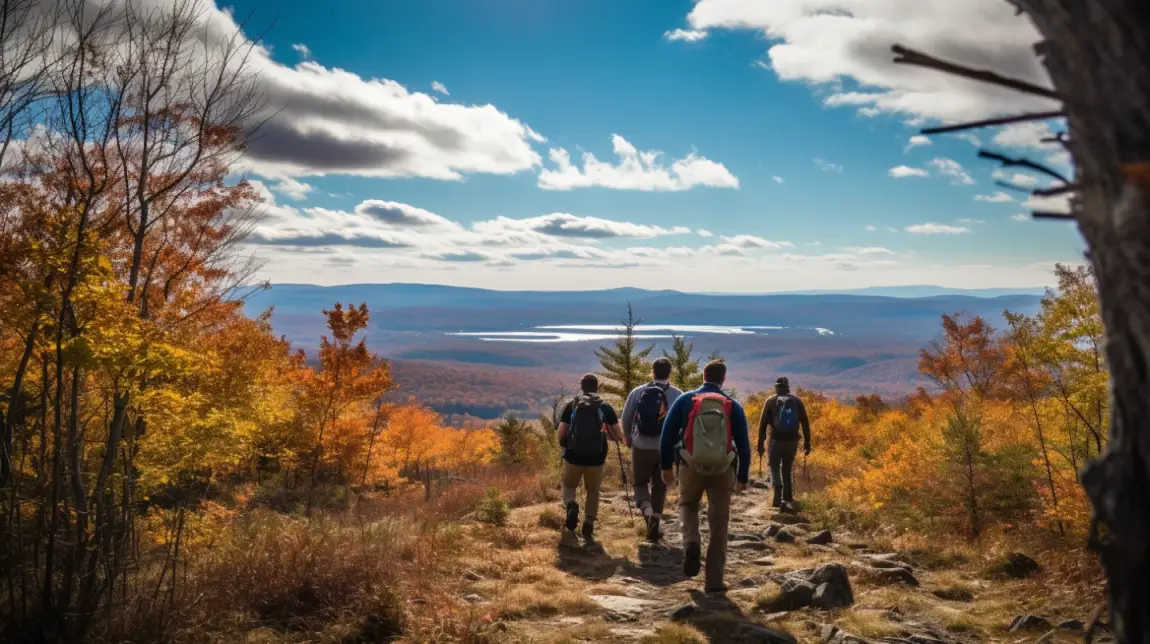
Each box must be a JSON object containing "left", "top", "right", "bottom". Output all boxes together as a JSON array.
[
  {"left": 774, "top": 394, "right": 801, "bottom": 437},
  {"left": 634, "top": 382, "right": 669, "bottom": 437},
  {"left": 567, "top": 394, "right": 606, "bottom": 459}
]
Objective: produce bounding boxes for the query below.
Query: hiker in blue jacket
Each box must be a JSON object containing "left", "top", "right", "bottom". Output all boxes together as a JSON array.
[{"left": 659, "top": 361, "right": 751, "bottom": 593}]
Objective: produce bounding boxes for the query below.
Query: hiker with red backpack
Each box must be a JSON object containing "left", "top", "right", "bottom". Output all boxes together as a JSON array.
[
  {"left": 659, "top": 361, "right": 752, "bottom": 593},
  {"left": 621, "top": 357, "right": 683, "bottom": 543},
  {"left": 557, "top": 374, "right": 625, "bottom": 541},
  {"left": 756, "top": 376, "right": 812, "bottom": 510}
]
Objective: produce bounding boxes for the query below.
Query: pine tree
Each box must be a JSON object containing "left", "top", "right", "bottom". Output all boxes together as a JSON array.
[
  {"left": 594, "top": 303, "right": 654, "bottom": 401},
  {"left": 664, "top": 335, "right": 703, "bottom": 390}
]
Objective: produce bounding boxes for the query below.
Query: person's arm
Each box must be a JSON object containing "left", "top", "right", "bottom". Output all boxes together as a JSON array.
[
  {"left": 557, "top": 403, "right": 572, "bottom": 446},
  {"left": 660, "top": 395, "right": 687, "bottom": 472},
  {"left": 620, "top": 387, "right": 639, "bottom": 446},
  {"left": 756, "top": 396, "right": 774, "bottom": 453},
  {"left": 606, "top": 423, "right": 625, "bottom": 442},
  {"left": 732, "top": 402, "right": 752, "bottom": 486},
  {"left": 798, "top": 397, "right": 812, "bottom": 453}
]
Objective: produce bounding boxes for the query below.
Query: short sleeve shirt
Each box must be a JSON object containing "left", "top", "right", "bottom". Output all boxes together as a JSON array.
[{"left": 561, "top": 396, "right": 619, "bottom": 466}]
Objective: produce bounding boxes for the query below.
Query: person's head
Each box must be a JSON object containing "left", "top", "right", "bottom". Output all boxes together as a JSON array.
[
  {"left": 703, "top": 360, "right": 727, "bottom": 386},
  {"left": 775, "top": 376, "right": 790, "bottom": 394},
  {"left": 652, "top": 357, "right": 673, "bottom": 381},
  {"left": 580, "top": 373, "right": 599, "bottom": 394}
]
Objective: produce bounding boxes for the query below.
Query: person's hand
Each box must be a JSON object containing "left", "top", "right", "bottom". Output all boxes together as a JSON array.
[
  {"left": 735, "top": 481, "right": 748, "bottom": 494},
  {"left": 803, "top": 443, "right": 812, "bottom": 456},
  {"left": 756, "top": 443, "right": 765, "bottom": 457},
  {"left": 662, "top": 469, "right": 676, "bottom": 485}
]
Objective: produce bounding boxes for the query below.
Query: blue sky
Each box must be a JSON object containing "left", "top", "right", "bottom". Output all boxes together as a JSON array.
[{"left": 216, "top": 0, "right": 1084, "bottom": 292}]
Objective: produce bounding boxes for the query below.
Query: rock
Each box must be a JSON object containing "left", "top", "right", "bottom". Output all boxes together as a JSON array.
[
  {"left": 1058, "top": 619, "right": 1085, "bottom": 631},
  {"left": 847, "top": 543, "right": 869, "bottom": 550},
  {"left": 873, "top": 567, "right": 919, "bottom": 587},
  {"left": 773, "top": 513, "right": 811, "bottom": 525},
  {"left": 906, "top": 635, "right": 945, "bottom": 644},
  {"left": 751, "top": 478, "right": 771, "bottom": 490},
  {"left": 1036, "top": 630, "right": 1057, "bottom": 644},
  {"left": 739, "top": 576, "right": 760, "bottom": 588},
  {"left": 669, "top": 602, "right": 697, "bottom": 621},
  {"left": 463, "top": 570, "right": 483, "bottom": 582},
  {"left": 775, "top": 528, "right": 797, "bottom": 543},
  {"left": 776, "top": 578, "right": 817, "bottom": 609},
  {"left": 462, "top": 594, "right": 486, "bottom": 605},
  {"left": 794, "top": 523, "right": 815, "bottom": 532},
  {"left": 860, "top": 553, "right": 912, "bottom": 568},
  {"left": 753, "top": 557, "right": 776, "bottom": 566},
  {"left": 807, "top": 530, "right": 834, "bottom": 545},
  {"left": 1010, "top": 615, "right": 1053, "bottom": 632},
  {"left": 739, "top": 624, "right": 798, "bottom": 644},
  {"left": 589, "top": 595, "right": 661, "bottom": 622},
  {"left": 732, "top": 540, "right": 775, "bottom": 552},
  {"left": 732, "top": 533, "right": 765, "bottom": 541},
  {"left": 822, "top": 625, "right": 868, "bottom": 644},
  {"left": 765, "top": 524, "right": 783, "bottom": 538},
  {"left": 822, "top": 624, "right": 841, "bottom": 644},
  {"left": 991, "top": 552, "right": 1041, "bottom": 579},
  {"left": 931, "top": 588, "right": 974, "bottom": 602},
  {"left": 810, "top": 564, "right": 855, "bottom": 608}
]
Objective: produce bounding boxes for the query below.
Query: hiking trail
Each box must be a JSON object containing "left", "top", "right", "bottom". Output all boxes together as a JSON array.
[{"left": 444, "top": 479, "right": 1102, "bottom": 644}]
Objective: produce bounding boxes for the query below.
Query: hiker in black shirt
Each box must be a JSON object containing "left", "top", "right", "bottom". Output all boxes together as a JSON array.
[
  {"left": 756, "top": 377, "right": 812, "bottom": 509},
  {"left": 557, "top": 374, "right": 624, "bottom": 540}
]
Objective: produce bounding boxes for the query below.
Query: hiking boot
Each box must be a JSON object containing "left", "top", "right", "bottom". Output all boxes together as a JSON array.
[
  {"left": 565, "top": 502, "right": 579, "bottom": 531},
  {"left": 581, "top": 519, "right": 595, "bottom": 541},
  {"left": 704, "top": 583, "right": 730, "bottom": 594},
  {"left": 683, "top": 542, "right": 702, "bottom": 578},
  {"left": 645, "top": 515, "right": 662, "bottom": 542}
]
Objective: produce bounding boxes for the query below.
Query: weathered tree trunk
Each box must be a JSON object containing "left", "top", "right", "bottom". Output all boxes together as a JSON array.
[{"left": 1015, "top": 1, "right": 1150, "bottom": 640}]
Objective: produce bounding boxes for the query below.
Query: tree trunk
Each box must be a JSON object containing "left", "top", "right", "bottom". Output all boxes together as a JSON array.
[{"left": 1014, "top": 1, "right": 1150, "bottom": 639}]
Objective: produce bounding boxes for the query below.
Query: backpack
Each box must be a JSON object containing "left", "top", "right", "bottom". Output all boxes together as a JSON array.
[
  {"left": 774, "top": 394, "right": 801, "bottom": 437},
  {"left": 678, "top": 392, "right": 736, "bottom": 476},
  {"left": 567, "top": 394, "right": 606, "bottom": 459},
  {"left": 634, "top": 382, "right": 670, "bottom": 437}
]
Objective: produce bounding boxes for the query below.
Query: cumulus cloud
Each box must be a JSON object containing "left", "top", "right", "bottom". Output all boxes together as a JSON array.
[
  {"left": 1022, "top": 192, "right": 1073, "bottom": 213},
  {"left": 992, "top": 121, "right": 1058, "bottom": 150},
  {"left": 905, "top": 223, "right": 971, "bottom": 235},
  {"left": 270, "top": 177, "right": 315, "bottom": 201},
  {"left": 537, "top": 135, "right": 739, "bottom": 191},
  {"left": 354, "top": 200, "right": 463, "bottom": 230},
  {"left": 431, "top": 81, "right": 450, "bottom": 95},
  {"left": 473, "top": 213, "right": 691, "bottom": 239},
  {"left": 929, "top": 157, "right": 975, "bottom": 185},
  {"left": 852, "top": 247, "right": 895, "bottom": 255},
  {"left": 665, "top": 28, "right": 708, "bottom": 42},
  {"left": 905, "top": 135, "right": 931, "bottom": 152},
  {"left": 889, "top": 165, "right": 928, "bottom": 178},
  {"left": 422, "top": 250, "right": 489, "bottom": 262},
  {"left": 291, "top": 43, "right": 311, "bottom": 59},
  {"left": 720, "top": 234, "right": 793, "bottom": 249},
  {"left": 974, "top": 191, "right": 1014, "bottom": 203},
  {"left": 993, "top": 169, "right": 1041, "bottom": 187},
  {"left": 697, "top": 229, "right": 715, "bottom": 237},
  {"left": 865, "top": 225, "right": 877, "bottom": 232},
  {"left": 679, "top": 0, "right": 1059, "bottom": 122},
  {"left": 1012, "top": 213, "right": 1029, "bottom": 221},
  {"left": 957, "top": 218, "right": 985, "bottom": 224}
]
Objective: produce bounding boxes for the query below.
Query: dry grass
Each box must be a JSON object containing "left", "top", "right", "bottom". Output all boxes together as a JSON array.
[{"left": 640, "top": 623, "right": 708, "bottom": 644}]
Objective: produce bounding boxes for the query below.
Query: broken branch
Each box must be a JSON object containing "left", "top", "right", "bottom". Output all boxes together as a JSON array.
[
  {"left": 892, "top": 45, "right": 1062, "bottom": 101},
  {"left": 978, "top": 150, "right": 1071, "bottom": 185},
  {"left": 921, "top": 110, "right": 1064, "bottom": 136}
]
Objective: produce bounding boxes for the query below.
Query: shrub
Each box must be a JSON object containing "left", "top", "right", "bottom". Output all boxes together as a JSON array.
[
  {"left": 475, "top": 488, "right": 510, "bottom": 526},
  {"left": 538, "top": 507, "right": 563, "bottom": 530}
]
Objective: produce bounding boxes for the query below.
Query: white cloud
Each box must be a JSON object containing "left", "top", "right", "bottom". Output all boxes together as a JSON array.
[
  {"left": 537, "top": 135, "right": 739, "bottom": 191},
  {"left": 431, "top": 81, "right": 450, "bottom": 96},
  {"left": 665, "top": 28, "right": 708, "bottom": 42},
  {"left": 473, "top": 213, "right": 691, "bottom": 239},
  {"left": 772, "top": 175, "right": 784, "bottom": 184},
  {"left": 865, "top": 225, "right": 877, "bottom": 232},
  {"left": 993, "top": 169, "right": 1041, "bottom": 187},
  {"left": 720, "top": 234, "right": 793, "bottom": 249},
  {"left": 929, "top": 157, "right": 975, "bottom": 185},
  {"left": 974, "top": 191, "right": 1014, "bottom": 203},
  {"left": 905, "top": 223, "right": 971, "bottom": 235},
  {"left": 1012, "top": 213, "right": 1029, "bottom": 221},
  {"left": 952, "top": 132, "right": 983, "bottom": 147},
  {"left": 993, "top": 121, "right": 1057, "bottom": 150},
  {"left": 270, "top": 177, "right": 315, "bottom": 201},
  {"left": 682, "top": 0, "right": 1059, "bottom": 122},
  {"left": 851, "top": 247, "right": 895, "bottom": 255},
  {"left": 957, "top": 218, "right": 985, "bottom": 224},
  {"left": 354, "top": 200, "right": 463, "bottom": 231},
  {"left": 889, "top": 165, "right": 928, "bottom": 178},
  {"left": 905, "top": 135, "right": 931, "bottom": 152},
  {"left": 814, "top": 157, "right": 843, "bottom": 173},
  {"left": 291, "top": 43, "right": 311, "bottom": 59},
  {"left": 697, "top": 229, "right": 715, "bottom": 238},
  {"left": 1022, "top": 193, "right": 1073, "bottom": 213}
]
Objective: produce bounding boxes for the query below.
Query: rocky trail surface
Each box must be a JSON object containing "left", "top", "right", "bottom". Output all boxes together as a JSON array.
[{"left": 446, "top": 480, "right": 1103, "bottom": 644}]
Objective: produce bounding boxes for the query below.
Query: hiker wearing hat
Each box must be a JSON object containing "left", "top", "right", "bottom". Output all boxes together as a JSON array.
[{"left": 755, "top": 377, "right": 812, "bottom": 509}]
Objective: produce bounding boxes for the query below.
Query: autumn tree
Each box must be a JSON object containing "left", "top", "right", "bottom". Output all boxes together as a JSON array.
[{"left": 595, "top": 303, "right": 653, "bottom": 400}]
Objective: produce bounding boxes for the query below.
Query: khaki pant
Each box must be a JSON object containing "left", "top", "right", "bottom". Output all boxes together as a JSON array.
[
  {"left": 561, "top": 462, "right": 604, "bottom": 521},
  {"left": 632, "top": 448, "right": 666, "bottom": 516},
  {"left": 679, "top": 465, "right": 736, "bottom": 589}
]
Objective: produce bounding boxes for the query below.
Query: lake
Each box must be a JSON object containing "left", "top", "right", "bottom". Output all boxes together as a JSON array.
[{"left": 447, "top": 324, "right": 835, "bottom": 343}]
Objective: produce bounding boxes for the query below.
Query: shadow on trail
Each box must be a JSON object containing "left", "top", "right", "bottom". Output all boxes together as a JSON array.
[
  {"left": 615, "top": 543, "right": 685, "bottom": 587},
  {"left": 682, "top": 589, "right": 798, "bottom": 644},
  {"left": 555, "top": 533, "right": 629, "bottom": 582}
]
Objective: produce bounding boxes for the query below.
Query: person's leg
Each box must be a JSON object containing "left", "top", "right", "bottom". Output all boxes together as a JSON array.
[
  {"left": 561, "top": 461, "right": 583, "bottom": 530},
  {"left": 631, "top": 449, "right": 654, "bottom": 516},
  {"left": 649, "top": 453, "right": 668, "bottom": 516},
  {"left": 780, "top": 441, "right": 799, "bottom": 504},
  {"left": 703, "top": 467, "right": 735, "bottom": 591},
  {"left": 678, "top": 467, "right": 705, "bottom": 576},
  {"left": 583, "top": 465, "right": 603, "bottom": 523},
  {"left": 768, "top": 440, "right": 783, "bottom": 507}
]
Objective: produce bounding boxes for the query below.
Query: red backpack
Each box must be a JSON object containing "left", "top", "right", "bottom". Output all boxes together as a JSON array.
[{"left": 679, "top": 392, "right": 736, "bottom": 475}]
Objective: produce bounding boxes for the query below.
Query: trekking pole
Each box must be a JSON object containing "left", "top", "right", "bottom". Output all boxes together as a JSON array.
[{"left": 611, "top": 437, "right": 637, "bottom": 524}]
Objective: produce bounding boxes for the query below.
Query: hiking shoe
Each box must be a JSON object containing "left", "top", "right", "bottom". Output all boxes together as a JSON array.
[
  {"left": 704, "top": 583, "right": 730, "bottom": 594},
  {"left": 645, "top": 515, "right": 662, "bottom": 542},
  {"left": 581, "top": 519, "right": 595, "bottom": 541},
  {"left": 683, "top": 542, "right": 702, "bottom": 578},
  {"left": 565, "top": 502, "right": 579, "bottom": 531}
]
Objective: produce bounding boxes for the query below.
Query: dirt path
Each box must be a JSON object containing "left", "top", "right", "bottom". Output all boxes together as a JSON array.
[{"left": 447, "top": 480, "right": 1100, "bottom": 644}]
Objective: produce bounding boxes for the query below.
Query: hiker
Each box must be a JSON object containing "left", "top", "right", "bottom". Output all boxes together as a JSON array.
[
  {"left": 756, "top": 376, "right": 812, "bottom": 510},
  {"left": 621, "top": 357, "right": 683, "bottom": 542},
  {"left": 557, "top": 374, "right": 625, "bottom": 540},
  {"left": 660, "top": 361, "right": 751, "bottom": 593}
]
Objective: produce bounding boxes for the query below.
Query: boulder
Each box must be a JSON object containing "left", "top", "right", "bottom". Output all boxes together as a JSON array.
[
  {"left": 813, "top": 582, "right": 853, "bottom": 610},
  {"left": 732, "top": 540, "right": 775, "bottom": 552},
  {"left": 775, "top": 578, "right": 817, "bottom": 609},
  {"left": 873, "top": 567, "right": 919, "bottom": 587},
  {"left": 990, "top": 552, "right": 1041, "bottom": 579},
  {"left": 931, "top": 588, "right": 974, "bottom": 602},
  {"left": 751, "top": 479, "right": 772, "bottom": 490},
  {"left": 740, "top": 624, "right": 798, "bottom": 644},
  {"left": 1009, "top": 615, "right": 1053, "bottom": 632},
  {"left": 753, "top": 557, "right": 776, "bottom": 566},
  {"left": 589, "top": 595, "right": 661, "bottom": 622},
  {"left": 775, "top": 528, "right": 798, "bottom": 543},
  {"left": 810, "top": 564, "right": 855, "bottom": 608},
  {"left": 765, "top": 524, "right": 783, "bottom": 538},
  {"left": 732, "top": 533, "right": 765, "bottom": 542},
  {"left": 773, "top": 513, "right": 812, "bottom": 525},
  {"left": 807, "top": 530, "right": 834, "bottom": 545}
]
